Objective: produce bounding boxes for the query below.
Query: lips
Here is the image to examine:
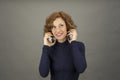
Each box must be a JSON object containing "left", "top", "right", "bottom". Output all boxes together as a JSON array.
[{"left": 56, "top": 32, "right": 63, "bottom": 37}]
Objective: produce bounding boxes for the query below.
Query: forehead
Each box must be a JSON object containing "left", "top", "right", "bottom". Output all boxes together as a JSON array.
[{"left": 53, "top": 17, "right": 65, "bottom": 26}]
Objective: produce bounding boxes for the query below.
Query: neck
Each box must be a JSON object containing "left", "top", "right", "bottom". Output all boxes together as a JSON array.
[{"left": 57, "top": 38, "right": 66, "bottom": 43}]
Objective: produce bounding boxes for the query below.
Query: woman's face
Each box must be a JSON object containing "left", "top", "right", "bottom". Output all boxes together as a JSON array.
[{"left": 51, "top": 17, "right": 67, "bottom": 43}]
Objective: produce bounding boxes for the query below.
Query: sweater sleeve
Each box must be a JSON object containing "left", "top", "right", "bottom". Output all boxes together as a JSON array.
[
  {"left": 71, "top": 41, "right": 87, "bottom": 73},
  {"left": 39, "top": 45, "right": 53, "bottom": 77}
]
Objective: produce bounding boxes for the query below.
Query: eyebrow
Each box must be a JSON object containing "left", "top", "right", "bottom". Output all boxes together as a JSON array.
[
  {"left": 53, "top": 22, "right": 65, "bottom": 27},
  {"left": 58, "top": 23, "right": 64, "bottom": 26}
]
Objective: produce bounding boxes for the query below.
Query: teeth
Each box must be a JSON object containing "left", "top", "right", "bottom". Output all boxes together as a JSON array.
[{"left": 57, "top": 33, "right": 61, "bottom": 35}]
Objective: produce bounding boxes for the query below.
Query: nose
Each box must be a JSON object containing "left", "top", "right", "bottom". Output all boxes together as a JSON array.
[{"left": 55, "top": 26, "right": 61, "bottom": 32}]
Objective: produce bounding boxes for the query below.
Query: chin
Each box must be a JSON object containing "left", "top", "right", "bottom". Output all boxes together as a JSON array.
[{"left": 56, "top": 36, "right": 66, "bottom": 41}]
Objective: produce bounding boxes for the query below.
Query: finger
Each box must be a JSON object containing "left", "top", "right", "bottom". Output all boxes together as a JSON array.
[{"left": 45, "top": 33, "right": 53, "bottom": 38}]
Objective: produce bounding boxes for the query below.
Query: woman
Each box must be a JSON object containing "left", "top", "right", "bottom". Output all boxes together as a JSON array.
[{"left": 39, "top": 11, "right": 87, "bottom": 80}]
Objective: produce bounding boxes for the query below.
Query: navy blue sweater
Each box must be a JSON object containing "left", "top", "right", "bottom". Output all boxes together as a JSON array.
[{"left": 39, "top": 40, "right": 87, "bottom": 80}]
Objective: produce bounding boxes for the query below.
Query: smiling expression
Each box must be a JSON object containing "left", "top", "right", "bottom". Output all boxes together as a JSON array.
[{"left": 51, "top": 17, "right": 67, "bottom": 43}]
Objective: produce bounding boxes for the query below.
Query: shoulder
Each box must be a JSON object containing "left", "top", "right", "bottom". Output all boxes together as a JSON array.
[
  {"left": 71, "top": 41, "right": 85, "bottom": 47},
  {"left": 70, "top": 41, "right": 85, "bottom": 56},
  {"left": 71, "top": 41, "right": 85, "bottom": 51}
]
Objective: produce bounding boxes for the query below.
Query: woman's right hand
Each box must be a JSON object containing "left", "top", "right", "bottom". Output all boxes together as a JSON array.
[{"left": 44, "top": 32, "right": 56, "bottom": 47}]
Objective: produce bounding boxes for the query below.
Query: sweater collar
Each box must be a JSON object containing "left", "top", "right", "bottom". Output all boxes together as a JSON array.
[{"left": 56, "top": 40, "right": 69, "bottom": 46}]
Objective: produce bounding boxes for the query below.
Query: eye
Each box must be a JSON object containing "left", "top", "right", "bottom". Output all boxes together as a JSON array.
[
  {"left": 60, "top": 24, "right": 64, "bottom": 26},
  {"left": 59, "top": 24, "right": 64, "bottom": 28},
  {"left": 52, "top": 26, "right": 56, "bottom": 29}
]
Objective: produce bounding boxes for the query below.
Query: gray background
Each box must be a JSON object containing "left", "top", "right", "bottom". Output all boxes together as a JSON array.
[{"left": 0, "top": 0, "right": 120, "bottom": 80}]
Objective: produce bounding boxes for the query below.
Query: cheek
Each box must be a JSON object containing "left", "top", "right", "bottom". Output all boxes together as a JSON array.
[
  {"left": 62, "top": 28, "right": 67, "bottom": 36},
  {"left": 63, "top": 27, "right": 67, "bottom": 33},
  {"left": 64, "top": 30, "right": 67, "bottom": 36}
]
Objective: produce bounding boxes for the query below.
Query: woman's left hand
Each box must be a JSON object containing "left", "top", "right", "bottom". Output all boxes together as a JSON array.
[{"left": 68, "top": 29, "right": 78, "bottom": 43}]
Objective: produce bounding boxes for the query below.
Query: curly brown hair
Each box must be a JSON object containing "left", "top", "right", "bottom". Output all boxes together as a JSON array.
[{"left": 44, "top": 11, "right": 77, "bottom": 35}]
